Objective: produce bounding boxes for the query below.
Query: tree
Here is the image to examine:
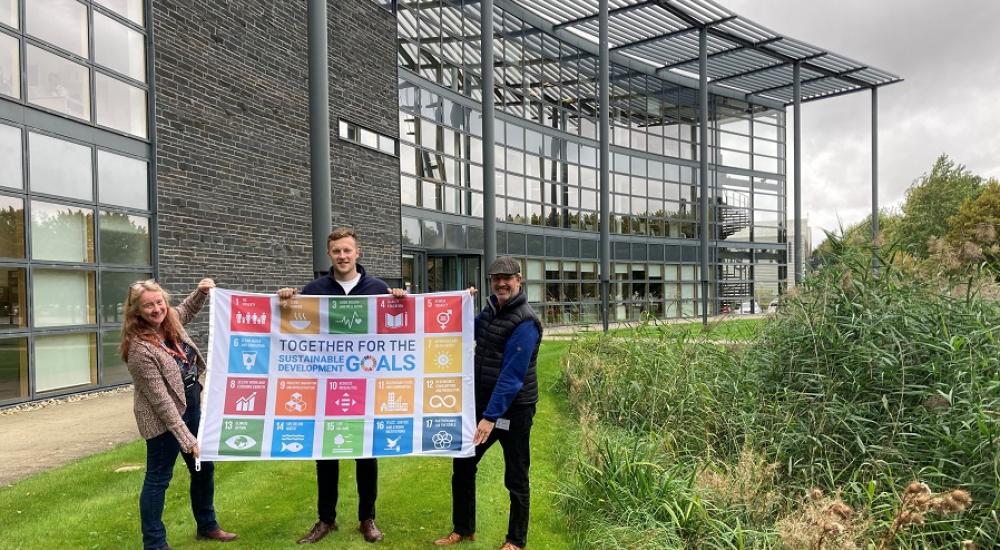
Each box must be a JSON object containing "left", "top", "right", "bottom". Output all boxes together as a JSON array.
[
  {"left": 938, "top": 178, "right": 1000, "bottom": 275},
  {"left": 895, "top": 154, "right": 983, "bottom": 257}
]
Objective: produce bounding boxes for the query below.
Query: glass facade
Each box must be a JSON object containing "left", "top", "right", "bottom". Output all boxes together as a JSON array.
[
  {"left": 396, "top": 1, "right": 787, "bottom": 322},
  {"left": 0, "top": 0, "right": 150, "bottom": 405}
]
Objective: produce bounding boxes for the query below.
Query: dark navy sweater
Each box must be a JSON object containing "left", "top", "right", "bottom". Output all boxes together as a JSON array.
[{"left": 300, "top": 264, "right": 390, "bottom": 297}]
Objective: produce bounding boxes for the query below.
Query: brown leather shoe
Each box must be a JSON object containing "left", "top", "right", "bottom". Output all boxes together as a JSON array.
[
  {"left": 359, "top": 519, "right": 384, "bottom": 543},
  {"left": 196, "top": 528, "right": 239, "bottom": 542},
  {"left": 434, "top": 532, "right": 476, "bottom": 546},
  {"left": 297, "top": 521, "right": 337, "bottom": 544},
  {"left": 498, "top": 542, "right": 523, "bottom": 550}
]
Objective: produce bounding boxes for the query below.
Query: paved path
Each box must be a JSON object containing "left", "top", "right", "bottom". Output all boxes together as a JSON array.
[{"left": 0, "top": 388, "right": 139, "bottom": 487}]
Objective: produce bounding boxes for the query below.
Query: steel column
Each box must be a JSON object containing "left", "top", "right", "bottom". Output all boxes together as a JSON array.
[
  {"left": 598, "top": 0, "right": 611, "bottom": 332},
  {"left": 871, "top": 86, "right": 880, "bottom": 274},
  {"left": 308, "top": 0, "right": 332, "bottom": 276},
  {"left": 481, "top": 0, "right": 497, "bottom": 276},
  {"left": 793, "top": 62, "right": 802, "bottom": 285},
  {"left": 698, "top": 27, "right": 709, "bottom": 326}
]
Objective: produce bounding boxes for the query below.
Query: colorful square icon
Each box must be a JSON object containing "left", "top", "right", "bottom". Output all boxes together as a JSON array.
[
  {"left": 228, "top": 335, "right": 270, "bottom": 374},
  {"left": 271, "top": 419, "right": 315, "bottom": 458},
  {"left": 279, "top": 296, "right": 321, "bottom": 335},
  {"left": 218, "top": 418, "right": 264, "bottom": 457},
  {"left": 324, "top": 378, "right": 366, "bottom": 416},
  {"left": 374, "top": 378, "right": 414, "bottom": 415},
  {"left": 423, "top": 376, "right": 462, "bottom": 414},
  {"left": 424, "top": 336, "right": 463, "bottom": 374},
  {"left": 321, "top": 420, "right": 365, "bottom": 458},
  {"left": 223, "top": 377, "right": 268, "bottom": 416},
  {"left": 373, "top": 418, "right": 413, "bottom": 456},
  {"left": 230, "top": 295, "right": 272, "bottom": 333},
  {"left": 376, "top": 296, "right": 415, "bottom": 334},
  {"left": 329, "top": 298, "right": 369, "bottom": 334},
  {"left": 421, "top": 416, "right": 463, "bottom": 452},
  {"left": 275, "top": 378, "right": 318, "bottom": 417},
  {"left": 424, "top": 295, "right": 463, "bottom": 333}
]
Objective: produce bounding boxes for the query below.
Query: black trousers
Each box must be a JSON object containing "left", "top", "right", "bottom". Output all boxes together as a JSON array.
[
  {"left": 451, "top": 404, "right": 535, "bottom": 548},
  {"left": 315, "top": 458, "right": 378, "bottom": 524}
]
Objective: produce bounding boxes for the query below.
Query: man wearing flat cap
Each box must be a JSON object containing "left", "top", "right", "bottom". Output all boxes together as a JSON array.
[{"left": 434, "top": 256, "right": 542, "bottom": 550}]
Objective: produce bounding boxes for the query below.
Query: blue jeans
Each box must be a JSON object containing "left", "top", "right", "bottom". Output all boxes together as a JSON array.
[{"left": 139, "top": 387, "right": 218, "bottom": 549}]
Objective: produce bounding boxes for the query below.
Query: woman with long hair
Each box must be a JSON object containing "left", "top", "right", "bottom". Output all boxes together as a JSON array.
[{"left": 121, "top": 278, "right": 237, "bottom": 549}]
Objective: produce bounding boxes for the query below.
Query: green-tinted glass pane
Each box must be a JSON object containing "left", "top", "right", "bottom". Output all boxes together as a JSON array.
[
  {"left": 99, "top": 211, "right": 149, "bottom": 265},
  {"left": 0, "top": 194, "right": 24, "bottom": 258},
  {"left": 0, "top": 123, "right": 21, "bottom": 189},
  {"left": 34, "top": 332, "right": 96, "bottom": 393},
  {"left": 0, "top": 336, "right": 28, "bottom": 402},
  {"left": 101, "top": 330, "right": 130, "bottom": 385},
  {"left": 30, "top": 201, "right": 94, "bottom": 262},
  {"left": 100, "top": 270, "right": 149, "bottom": 324},
  {"left": 0, "top": 267, "right": 25, "bottom": 328},
  {"left": 32, "top": 269, "right": 95, "bottom": 327}
]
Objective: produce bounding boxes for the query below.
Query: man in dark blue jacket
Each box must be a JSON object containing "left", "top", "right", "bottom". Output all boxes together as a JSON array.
[
  {"left": 279, "top": 227, "right": 403, "bottom": 545},
  {"left": 434, "top": 256, "right": 542, "bottom": 550}
]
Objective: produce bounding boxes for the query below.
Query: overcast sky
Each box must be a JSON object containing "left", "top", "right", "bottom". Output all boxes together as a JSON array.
[{"left": 722, "top": 0, "right": 1000, "bottom": 245}]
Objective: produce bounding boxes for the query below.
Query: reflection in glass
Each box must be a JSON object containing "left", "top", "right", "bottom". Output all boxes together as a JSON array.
[
  {"left": 0, "top": 267, "right": 25, "bottom": 328},
  {"left": 29, "top": 132, "right": 93, "bottom": 200},
  {"left": 0, "top": 336, "right": 28, "bottom": 401},
  {"left": 26, "top": 45, "right": 91, "bottom": 121},
  {"left": 0, "top": 32, "right": 18, "bottom": 98},
  {"left": 98, "top": 150, "right": 148, "bottom": 209},
  {"left": 94, "top": 12, "right": 145, "bottom": 81},
  {"left": 100, "top": 270, "right": 148, "bottom": 324},
  {"left": 32, "top": 269, "right": 95, "bottom": 327},
  {"left": 102, "top": 330, "right": 130, "bottom": 384},
  {"left": 30, "top": 201, "right": 94, "bottom": 262},
  {"left": 99, "top": 211, "right": 149, "bottom": 265},
  {"left": 0, "top": 195, "right": 24, "bottom": 258},
  {"left": 0, "top": 124, "right": 21, "bottom": 189},
  {"left": 34, "top": 332, "right": 96, "bottom": 393},
  {"left": 96, "top": 74, "right": 147, "bottom": 138},
  {"left": 95, "top": 0, "right": 144, "bottom": 26},
  {"left": 26, "top": 0, "right": 87, "bottom": 56}
]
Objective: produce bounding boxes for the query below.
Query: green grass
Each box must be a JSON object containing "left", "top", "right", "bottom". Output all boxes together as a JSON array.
[{"left": 0, "top": 341, "right": 575, "bottom": 550}]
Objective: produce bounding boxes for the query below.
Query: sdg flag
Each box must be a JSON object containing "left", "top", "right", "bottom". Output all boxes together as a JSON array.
[{"left": 197, "top": 288, "right": 476, "bottom": 461}]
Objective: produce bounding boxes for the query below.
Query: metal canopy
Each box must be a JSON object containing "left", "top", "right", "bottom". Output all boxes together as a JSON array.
[
  {"left": 515, "top": 0, "right": 901, "bottom": 104},
  {"left": 398, "top": 0, "right": 901, "bottom": 108}
]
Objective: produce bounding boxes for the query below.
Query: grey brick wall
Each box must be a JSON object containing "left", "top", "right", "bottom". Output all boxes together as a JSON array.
[
  {"left": 329, "top": 1, "right": 401, "bottom": 281},
  {"left": 153, "top": 0, "right": 399, "bottom": 344}
]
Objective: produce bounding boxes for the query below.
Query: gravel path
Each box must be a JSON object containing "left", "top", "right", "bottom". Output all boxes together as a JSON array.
[{"left": 0, "top": 387, "right": 139, "bottom": 487}]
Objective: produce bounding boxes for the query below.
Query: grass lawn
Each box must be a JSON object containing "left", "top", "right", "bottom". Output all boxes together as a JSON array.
[{"left": 0, "top": 341, "right": 575, "bottom": 550}]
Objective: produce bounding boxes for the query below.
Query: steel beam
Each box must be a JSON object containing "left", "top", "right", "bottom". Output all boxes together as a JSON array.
[
  {"left": 698, "top": 27, "right": 709, "bottom": 326},
  {"left": 482, "top": 0, "right": 497, "bottom": 275},
  {"left": 871, "top": 85, "right": 879, "bottom": 274},
  {"left": 599, "top": 0, "right": 611, "bottom": 332},
  {"left": 308, "top": 0, "right": 332, "bottom": 276},
  {"left": 793, "top": 62, "right": 802, "bottom": 285}
]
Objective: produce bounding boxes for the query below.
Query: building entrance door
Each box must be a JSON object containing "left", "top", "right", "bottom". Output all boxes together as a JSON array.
[{"left": 427, "top": 254, "right": 482, "bottom": 308}]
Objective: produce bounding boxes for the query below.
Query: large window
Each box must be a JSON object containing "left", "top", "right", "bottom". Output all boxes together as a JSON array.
[
  {"left": 4, "top": 0, "right": 149, "bottom": 138},
  {"left": 0, "top": 0, "right": 149, "bottom": 403}
]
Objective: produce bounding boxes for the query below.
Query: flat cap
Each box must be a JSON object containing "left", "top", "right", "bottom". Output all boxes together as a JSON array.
[{"left": 488, "top": 256, "right": 521, "bottom": 276}]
